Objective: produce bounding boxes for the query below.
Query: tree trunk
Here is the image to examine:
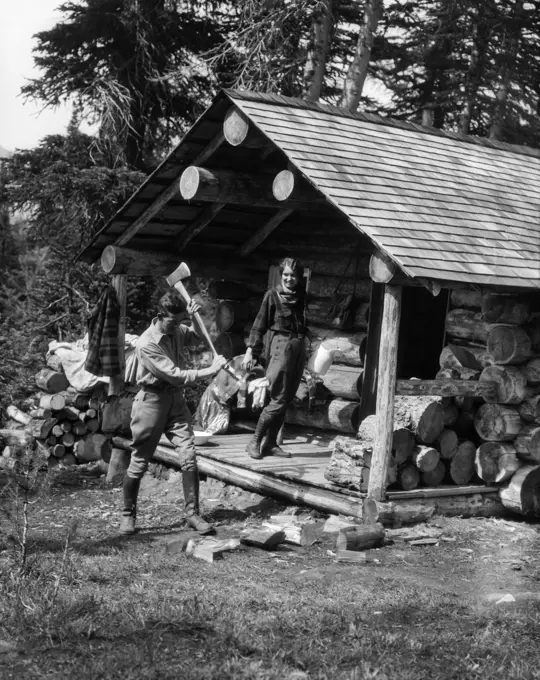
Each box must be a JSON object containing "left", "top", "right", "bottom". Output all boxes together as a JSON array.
[
  {"left": 459, "top": 3, "right": 491, "bottom": 134},
  {"left": 475, "top": 442, "right": 521, "bottom": 483},
  {"left": 394, "top": 396, "right": 445, "bottom": 444},
  {"left": 303, "top": 0, "right": 333, "bottom": 103},
  {"left": 285, "top": 398, "right": 359, "bottom": 433},
  {"left": 336, "top": 523, "right": 385, "bottom": 551},
  {"left": 474, "top": 403, "right": 522, "bottom": 441},
  {"left": 339, "top": 0, "right": 384, "bottom": 110}
]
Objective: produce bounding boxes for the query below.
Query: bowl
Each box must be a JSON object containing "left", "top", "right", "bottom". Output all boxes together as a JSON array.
[{"left": 193, "top": 431, "right": 213, "bottom": 446}]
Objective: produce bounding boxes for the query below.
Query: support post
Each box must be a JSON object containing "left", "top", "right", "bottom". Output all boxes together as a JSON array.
[
  {"left": 367, "top": 284, "right": 402, "bottom": 501},
  {"left": 108, "top": 274, "right": 127, "bottom": 396}
]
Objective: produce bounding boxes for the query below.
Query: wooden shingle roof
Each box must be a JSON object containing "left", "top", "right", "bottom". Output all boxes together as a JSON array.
[{"left": 228, "top": 91, "right": 540, "bottom": 290}]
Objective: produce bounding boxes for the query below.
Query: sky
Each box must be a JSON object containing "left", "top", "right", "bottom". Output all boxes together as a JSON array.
[{"left": 0, "top": 0, "right": 74, "bottom": 152}]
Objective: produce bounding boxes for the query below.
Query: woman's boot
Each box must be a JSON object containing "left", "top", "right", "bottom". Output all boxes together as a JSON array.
[
  {"left": 263, "top": 414, "right": 290, "bottom": 458},
  {"left": 119, "top": 476, "right": 141, "bottom": 535},
  {"left": 246, "top": 411, "right": 272, "bottom": 459},
  {"left": 182, "top": 470, "right": 214, "bottom": 534}
]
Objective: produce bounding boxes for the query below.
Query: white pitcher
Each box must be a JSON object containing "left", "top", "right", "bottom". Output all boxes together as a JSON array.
[{"left": 307, "top": 341, "right": 336, "bottom": 376}]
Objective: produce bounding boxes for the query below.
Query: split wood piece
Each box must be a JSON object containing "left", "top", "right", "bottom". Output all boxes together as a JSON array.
[
  {"left": 57, "top": 392, "right": 91, "bottom": 410},
  {"left": 0, "top": 429, "right": 34, "bottom": 449},
  {"left": 335, "top": 549, "right": 371, "bottom": 563},
  {"left": 447, "top": 441, "right": 476, "bottom": 485},
  {"left": 60, "top": 406, "right": 82, "bottom": 421},
  {"left": 412, "top": 446, "right": 440, "bottom": 472},
  {"left": 322, "top": 365, "right": 363, "bottom": 401},
  {"left": 324, "top": 436, "right": 371, "bottom": 489},
  {"left": 481, "top": 292, "right": 531, "bottom": 325},
  {"left": 262, "top": 521, "right": 323, "bottom": 547},
  {"left": 51, "top": 424, "right": 64, "bottom": 438},
  {"left": 369, "top": 251, "right": 396, "bottom": 284},
  {"left": 52, "top": 444, "right": 66, "bottom": 458},
  {"left": 240, "top": 527, "right": 286, "bottom": 550},
  {"left": 445, "top": 309, "right": 490, "bottom": 344},
  {"left": 499, "top": 464, "right": 540, "bottom": 516},
  {"left": 336, "top": 523, "right": 385, "bottom": 551},
  {"left": 442, "top": 403, "right": 459, "bottom": 427},
  {"left": 450, "top": 289, "right": 481, "bottom": 309},
  {"left": 239, "top": 208, "right": 293, "bottom": 257},
  {"left": 421, "top": 461, "right": 446, "bottom": 487},
  {"left": 106, "top": 447, "right": 130, "bottom": 486},
  {"left": 74, "top": 433, "right": 112, "bottom": 462},
  {"left": 101, "top": 245, "right": 180, "bottom": 277},
  {"left": 475, "top": 442, "right": 521, "bottom": 484},
  {"left": 46, "top": 354, "right": 63, "bottom": 373},
  {"left": 436, "top": 429, "right": 459, "bottom": 460},
  {"left": 479, "top": 365, "right": 527, "bottom": 404},
  {"left": 309, "top": 327, "right": 367, "bottom": 367},
  {"left": 61, "top": 432, "right": 75, "bottom": 447},
  {"left": 439, "top": 345, "right": 493, "bottom": 370},
  {"left": 474, "top": 404, "right": 522, "bottom": 441},
  {"left": 487, "top": 325, "right": 532, "bottom": 365},
  {"left": 25, "top": 418, "right": 58, "bottom": 440},
  {"left": 395, "top": 378, "right": 496, "bottom": 400},
  {"left": 6, "top": 405, "right": 32, "bottom": 426},
  {"left": 523, "top": 358, "right": 540, "bottom": 385},
  {"left": 35, "top": 368, "right": 69, "bottom": 394},
  {"left": 72, "top": 421, "right": 87, "bottom": 437},
  {"left": 29, "top": 408, "right": 53, "bottom": 420},
  {"left": 215, "top": 300, "right": 249, "bottom": 333},
  {"left": 515, "top": 425, "right": 540, "bottom": 463},
  {"left": 83, "top": 408, "right": 98, "bottom": 421},
  {"left": 408, "top": 538, "right": 439, "bottom": 546},
  {"left": 519, "top": 395, "right": 540, "bottom": 424},
  {"left": 39, "top": 393, "right": 66, "bottom": 411},
  {"left": 396, "top": 464, "right": 420, "bottom": 491},
  {"left": 113, "top": 437, "right": 366, "bottom": 520},
  {"left": 189, "top": 538, "right": 242, "bottom": 564},
  {"left": 285, "top": 398, "right": 359, "bottom": 434},
  {"left": 62, "top": 453, "right": 78, "bottom": 466},
  {"left": 394, "top": 396, "right": 445, "bottom": 444}
]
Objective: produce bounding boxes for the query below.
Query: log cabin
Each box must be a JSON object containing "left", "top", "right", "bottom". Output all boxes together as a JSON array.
[{"left": 77, "top": 90, "right": 540, "bottom": 524}]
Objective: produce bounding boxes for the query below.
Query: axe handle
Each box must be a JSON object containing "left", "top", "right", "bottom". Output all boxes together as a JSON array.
[{"left": 172, "top": 281, "right": 218, "bottom": 357}]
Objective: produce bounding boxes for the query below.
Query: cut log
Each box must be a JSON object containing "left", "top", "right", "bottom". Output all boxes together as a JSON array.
[
  {"left": 6, "top": 405, "right": 32, "bottom": 426},
  {"left": 309, "top": 333, "right": 366, "bottom": 368},
  {"left": 412, "top": 446, "right": 440, "bottom": 472},
  {"left": 52, "top": 444, "right": 66, "bottom": 458},
  {"left": 285, "top": 399, "right": 359, "bottom": 434},
  {"left": 421, "top": 461, "right": 446, "bottom": 487},
  {"left": 441, "top": 403, "right": 459, "bottom": 427},
  {"left": 39, "top": 393, "right": 66, "bottom": 411},
  {"left": 479, "top": 365, "right": 527, "bottom": 404},
  {"left": 519, "top": 395, "right": 540, "bottom": 424},
  {"left": 73, "top": 433, "right": 111, "bottom": 462},
  {"left": 499, "top": 464, "right": 540, "bottom": 515},
  {"left": 445, "top": 309, "right": 490, "bottom": 343},
  {"left": 215, "top": 300, "right": 249, "bottom": 332},
  {"left": 523, "top": 358, "right": 540, "bottom": 385},
  {"left": 46, "top": 435, "right": 57, "bottom": 446},
  {"left": 515, "top": 425, "right": 540, "bottom": 463},
  {"left": 51, "top": 424, "right": 64, "bottom": 437},
  {"left": 324, "top": 436, "right": 371, "bottom": 489},
  {"left": 395, "top": 464, "right": 420, "bottom": 491},
  {"left": 322, "top": 365, "right": 363, "bottom": 400},
  {"left": 223, "top": 106, "right": 251, "bottom": 146},
  {"left": 396, "top": 378, "right": 496, "bottom": 400},
  {"left": 448, "top": 441, "right": 476, "bottom": 484},
  {"left": 240, "top": 527, "right": 286, "bottom": 550},
  {"left": 487, "top": 325, "right": 532, "bottom": 365},
  {"left": 60, "top": 421, "right": 72, "bottom": 433},
  {"left": 25, "top": 418, "right": 58, "bottom": 439},
  {"left": 83, "top": 408, "right": 98, "bottom": 420},
  {"left": 394, "top": 396, "right": 445, "bottom": 444},
  {"left": 369, "top": 251, "right": 396, "bottom": 283},
  {"left": 208, "top": 280, "right": 250, "bottom": 301},
  {"left": 450, "top": 289, "right": 481, "bottom": 309},
  {"left": 61, "top": 432, "right": 75, "bottom": 447},
  {"left": 481, "top": 292, "right": 531, "bottom": 325},
  {"left": 85, "top": 418, "right": 100, "bottom": 433},
  {"left": 59, "top": 406, "right": 81, "bottom": 421},
  {"left": 392, "top": 428, "right": 415, "bottom": 464},
  {"left": 336, "top": 523, "right": 385, "bottom": 551},
  {"left": 72, "top": 421, "right": 87, "bottom": 437},
  {"left": 439, "top": 345, "right": 493, "bottom": 370},
  {"left": 436, "top": 428, "right": 459, "bottom": 459},
  {"left": 29, "top": 408, "right": 53, "bottom": 420},
  {"left": 214, "top": 332, "right": 245, "bottom": 360},
  {"left": 474, "top": 404, "right": 522, "bottom": 441},
  {"left": 35, "top": 368, "right": 69, "bottom": 394},
  {"left": 62, "top": 453, "right": 78, "bottom": 466},
  {"left": 101, "top": 245, "right": 180, "bottom": 277},
  {"left": 475, "top": 442, "right": 521, "bottom": 483}
]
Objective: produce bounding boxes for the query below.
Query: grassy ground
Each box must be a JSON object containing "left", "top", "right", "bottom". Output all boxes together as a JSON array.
[{"left": 2, "top": 467, "right": 540, "bottom": 680}]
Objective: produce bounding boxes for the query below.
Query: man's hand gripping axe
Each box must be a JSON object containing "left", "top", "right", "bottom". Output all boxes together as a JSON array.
[{"left": 166, "top": 262, "right": 242, "bottom": 381}]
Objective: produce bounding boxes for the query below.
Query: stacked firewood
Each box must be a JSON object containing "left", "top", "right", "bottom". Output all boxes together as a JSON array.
[
  {"left": 0, "top": 367, "right": 113, "bottom": 473},
  {"left": 325, "top": 290, "right": 540, "bottom": 494}
]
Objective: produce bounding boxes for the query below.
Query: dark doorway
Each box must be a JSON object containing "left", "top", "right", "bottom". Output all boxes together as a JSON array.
[{"left": 397, "top": 287, "right": 449, "bottom": 379}]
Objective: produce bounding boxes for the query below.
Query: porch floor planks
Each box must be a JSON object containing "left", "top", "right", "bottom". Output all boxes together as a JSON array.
[{"left": 195, "top": 433, "right": 498, "bottom": 501}]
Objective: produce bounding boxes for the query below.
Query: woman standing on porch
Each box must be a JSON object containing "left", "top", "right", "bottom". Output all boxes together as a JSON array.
[{"left": 241, "top": 257, "right": 308, "bottom": 459}]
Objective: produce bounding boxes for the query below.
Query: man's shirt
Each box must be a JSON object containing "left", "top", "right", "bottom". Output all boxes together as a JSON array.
[{"left": 135, "top": 317, "right": 201, "bottom": 388}]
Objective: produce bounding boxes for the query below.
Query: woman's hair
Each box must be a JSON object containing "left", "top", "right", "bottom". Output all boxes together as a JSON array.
[
  {"left": 157, "top": 290, "right": 187, "bottom": 317},
  {"left": 279, "top": 257, "right": 304, "bottom": 279}
]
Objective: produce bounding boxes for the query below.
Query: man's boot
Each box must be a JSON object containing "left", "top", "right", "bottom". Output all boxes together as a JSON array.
[
  {"left": 182, "top": 469, "right": 214, "bottom": 535},
  {"left": 263, "top": 414, "right": 290, "bottom": 458},
  {"left": 246, "top": 411, "right": 272, "bottom": 459},
  {"left": 119, "top": 476, "right": 141, "bottom": 535}
]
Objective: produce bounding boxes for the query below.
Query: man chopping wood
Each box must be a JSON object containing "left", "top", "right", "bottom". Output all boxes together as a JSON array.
[{"left": 120, "top": 290, "right": 227, "bottom": 536}]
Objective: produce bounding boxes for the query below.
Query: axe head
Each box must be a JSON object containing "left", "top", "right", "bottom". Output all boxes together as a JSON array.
[{"left": 166, "top": 262, "right": 191, "bottom": 287}]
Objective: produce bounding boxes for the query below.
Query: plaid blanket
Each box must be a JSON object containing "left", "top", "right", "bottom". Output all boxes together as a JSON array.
[{"left": 84, "top": 285, "right": 121, "bottom": 376}]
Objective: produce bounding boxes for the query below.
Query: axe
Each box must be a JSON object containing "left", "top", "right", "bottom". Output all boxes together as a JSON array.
[{"left": 166, "top": 262, "right": 242, "bottom": 381}]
